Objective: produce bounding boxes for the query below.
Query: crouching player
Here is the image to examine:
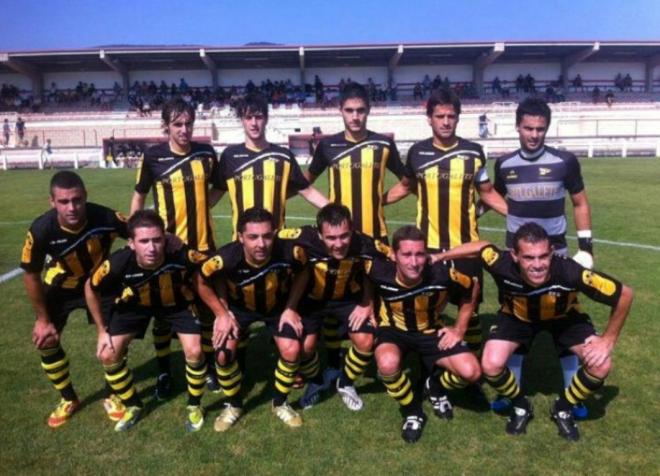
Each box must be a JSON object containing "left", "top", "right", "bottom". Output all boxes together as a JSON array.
[
  {"left": 434, "top": 223, "right": 633, "bottom": 441},
  {"left": 367, "top": 226, "right": 481, "bottom": 443},
  {"left": 85, "top": 210, "right": 208, "bottom": 432},
  {"left": 195, "top": 208, "right": 308, "bottom": 430}
]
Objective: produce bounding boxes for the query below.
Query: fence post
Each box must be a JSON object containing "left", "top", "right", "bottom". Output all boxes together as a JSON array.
[
  {"left": 74, "top": 153, "right": 79, "bottom": 169},
  {"left": 2, "top": 154, "right": 7, "bottom": 171},
  {"left": 621, "top": 143, "right": 627, "bottom": 158},
  {"left": 588, "top": 142, "right": 594, "bottom": 158}
]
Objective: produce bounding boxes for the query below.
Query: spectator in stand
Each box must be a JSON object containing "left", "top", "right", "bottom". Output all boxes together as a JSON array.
[
  {"left": 516, "top": 74, "right": 525, "bottom": 93},
  {"left": 41, "top": 139, "right": 53, "bottom": 168},
  {"left": 605, "top": 90, "right": 615, "bottom": 108},
  {"left": 432, "top": 74, "right": 442, "bottom": 91},
  {"left": 16, "top": 117, "right": 25, "bottom": 145},
  {"left": 572, "top": 74, "right": 583, "bottom": 92},
  {"left": 492, "top": 76, "right": 502, "bottom": 95},
  {"left": 3, "top": 119, "right": 10, "bottom": 145},
  {"left": 615, "top": 73, "right": 624, "bottom": 92},
  {"left": 413, "top": 82, "right": 423, "bottom": 101},
  {"left": 623, "top": 74, "right": 633, "bottom": 92},
  {"left": 592, "top": 86, "right": 601, "bottom": 104},
  {"left": 422, "top": 74, "right": 431, "bottom": 95}
]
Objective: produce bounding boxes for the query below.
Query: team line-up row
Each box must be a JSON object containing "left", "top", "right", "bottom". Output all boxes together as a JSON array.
[{"left": 21, "top": 84, "right": 632, "bottom": 443}]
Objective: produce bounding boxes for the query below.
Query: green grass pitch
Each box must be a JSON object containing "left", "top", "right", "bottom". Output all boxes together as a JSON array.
[{"left": 0, "top": 158, "right": 658, "bottom": 475}]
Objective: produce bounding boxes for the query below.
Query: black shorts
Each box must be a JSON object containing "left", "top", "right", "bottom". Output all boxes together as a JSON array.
[
  {"left": 487, "top": 312, "right": 596, "bottom": 353},
  {"left": 108, "top": 306, "right": 201, "bottom": 339},
  {"left": 376, "top": 326, "right": 471, "bottom": 371},
  {"left": 229, "top": 306, "right": 299, "bottom": 340},
  {"left": 299, "top": 298, "right": 376, "bottom": 337},
  {"left": 45, "top": 289, "right": 113, "bottom": 332}
]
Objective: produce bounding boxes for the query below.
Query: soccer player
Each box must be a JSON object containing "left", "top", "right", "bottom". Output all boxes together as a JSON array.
[
  {"left": 218, "top": 93, "right": 328, "bottom": 237},
  {"left": 305, "top": 81, "right": 407, "bottom": 242},
  {"left": 367, "top": 225, "right": 481, "bottom": 443},
  {"left": 279, "top": 204, "right": 387, "bottom": 411},
  {"left": 491, "top": 97, "right": 595, "bottom": 417},
  {"left": 195, "top": 208, "right": 308, "bottom": 430},
  {"left": 21, "top": 171, "right": 128, "bottom": 427},
  {"left": 86, "top": 210, "right": 208, "bottom": 432},
  {"left": 130, "top": 97, "right": 221, "bottom": 397},
  {"left": 304, "top": 82, "right": 408, "bottom": 385},
  {"left": 385, "top": 88, "right": 507, "bottom": 399},
  {"left": 434, "top": 223, "right": 633, "bottom": 441}
]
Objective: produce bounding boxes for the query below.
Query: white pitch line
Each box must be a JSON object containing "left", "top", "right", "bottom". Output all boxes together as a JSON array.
[{"left": 1, "top": 213, "right": 658, "bottom": 286}]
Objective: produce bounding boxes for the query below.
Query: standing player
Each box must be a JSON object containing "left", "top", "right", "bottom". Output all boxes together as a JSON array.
[
  {"left": 491, "top": 97, "right": 595, "bottom": 417},
  {"left": 21, "top": 171, "right": 128, "bottom": 427},
  {"left": 279, "top": 204, "right": 386, "bottom": 411},
  {"left": 367, "top": 226, "right": 481, "bottom": 442},
  {"left": 304, "top": 81, "right": 408, "bottom": 383},
  {"left": 130, "top": 97, "right": 221, "bottom": 397},
  {"left": 86, "top": 210, "right": 208, "bottom": 432},
  {"left": 218, "top": 93, "right": 328, "bottom": 237},
  {"left": 195, "top": 208, "right": 308, "bottom": 430},
  {"left": 434, "top": 223, "right": 633, "bottom": 441},
  {"left": 385, "top": 89, "right": 507, "bottom": 398}
]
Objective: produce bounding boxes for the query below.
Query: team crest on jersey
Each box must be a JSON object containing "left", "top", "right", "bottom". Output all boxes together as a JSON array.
[
  {"left": 539, "top": 167, "right": 552, "bottom": 177},
  {"left": 278, "top": 228, "right": 302, "bottom": 240},
  {"left": 582, "top": 270, "right": 616, "bottom": 296},
  {"left": 188, "top": 249, "right": 208, "bottom": 264},
  {"left": 481, "top": 247, "right": 499, "bottom": 266},
  {"left": 506, "top": 169, "right": 518, "bottom": 179}
]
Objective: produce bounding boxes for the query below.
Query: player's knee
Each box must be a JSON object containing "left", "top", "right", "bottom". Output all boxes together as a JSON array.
[
  {"left": 36, "top": 335, "right": 60, "bottom": 350},
  {"left": 98, "top": 347, "right": 119, "bottom": 366},
  {"left": 352, "top": 333, "right": 374, "bottom": 352},
  {"left": 460, "top": 358, "right": 482, "bottom": 383},
  {"left": 278, "top": 339, "right": 301, "bottom": 362},
  {"left": 586, "top": 356, "right": 611, "bottom": 379},
  {"left": 481, "top": 352, "right": 506, "bottom": 377},
  {"left": 375, "top": 352, "right": 400, "bottom": 376},
  {"left": 215, "top": 347, "right": 235, "bottom": 366}
]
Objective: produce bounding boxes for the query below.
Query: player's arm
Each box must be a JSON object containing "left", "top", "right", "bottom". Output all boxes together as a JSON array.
[
  {"left": 129, "top": 191, "right": 147, "bottom": 215},
  {"left": 383, "top": 176, "right": 414, "bottom": 205},
  {"left": 477, "top": 181, "right": 507, "bottom": 216},
  {"left": 303, "top": 170, "right": 318, "bottom": 184},
  {"left": 83, "top": 276, "right": 114, "bottom": 358},
  {"left": 279, "top": 266, "right": 310, "bottom": 337},
  {"left": 23, "top": 271, "right": 58, "bottom": 348},
  {"left": 570, "top": 190, "right": 593, "bottom": 256},
  {"left": 439, "top": 276, "right": 479, "bottom": 350},
  {"left": 208, "top": 187, "right": 225, "bottom": 208},
  {"left": 348, "top": 273, "right": 375, "bottom": 331},
  {"left": 428, "top": 240, "right": 490, "bottom": 264},
  {"left": 194, "top": 271, "right": 237, "bottom": 349},
  {"left": 298, "top": 185, "right": 329, "bottom": 209}
]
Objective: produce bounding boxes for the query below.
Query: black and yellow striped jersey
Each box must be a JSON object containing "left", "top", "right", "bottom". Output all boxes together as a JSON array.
[
  {"left": 365, "top": 257, "right": 473, "bottom": 334},
  {"left": 278, "top": 226, "right": 388, "bottom": 303},
  {"left": 90, "top": 246, "right": 206, "bottom": 312},
  {"left": 20, "top": 203, "right": 128, "bottom": 294},
  {"left": 219, "top": 143, "right": 310, "bottom": 237},
  {"left": 404, "top": 137, "right": 489, "bottom": 251},
  {"left": 199, "top": 239, "right": 307, "bottom": 315},
  {"left": 480, "top": 244, "right": 623, "bottom": 322},
  {"left": 135, "top": 141, "right": 220, "bottom": 252},
  {"left": 309, "top": 131, "right": 405, "bottom": 240}
]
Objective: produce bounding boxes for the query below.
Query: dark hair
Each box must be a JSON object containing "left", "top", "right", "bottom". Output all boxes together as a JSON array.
[
  {"left": 50, "top": 171, "right": 85, "bottom": 195},
  {"left": 236, "top": 93, "right": 269, "bottom": 119},
  {"left": 426, "top": 88, "right": 461, "bottom": 116},
  {"left": 237, "top": 207, "right": 274, "bottom": 233},
  {"left": 128, "top": 210, "right": 165, "bottom": 238},
  {"left": 161, "top": 97, "right": 196, "bottom": 125},
  {"left": 339, "top": 82, "right": 370, "bottom": 109},
  {"left": 512, "top": 222, "right": 550, "bottom": 252},
  {"left": 392, "top": 226, "right": 426, "bottom": 251},
  {"left": 516, "top": 97, "right": 551, "bottom": 126},
  {"left": 316, "top": 203, "right": 352, "bottom": 231}
]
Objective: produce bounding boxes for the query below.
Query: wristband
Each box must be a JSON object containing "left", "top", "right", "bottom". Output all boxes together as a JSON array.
[{"left": 577, "top": 230, "right": 593, "bottom": 254}]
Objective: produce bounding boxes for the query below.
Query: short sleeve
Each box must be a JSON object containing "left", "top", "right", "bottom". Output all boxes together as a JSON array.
[
  {"left": 134, "top": 156, "right": 153, "bottom": 194},
  {"left": 308, "top": 142, "right": 328, "bottom": 177},
  {"left": 287, "top": 154, "right": 311, "bottom": 194},
  {"left": 20, "top": 226, "right": 46, "bottom": 272},
  {"left": 385, "top": 140, "right": 406, "bottom": 179},
  {"left": 564, "top": 154, "right": 585, "bottom": 195}
]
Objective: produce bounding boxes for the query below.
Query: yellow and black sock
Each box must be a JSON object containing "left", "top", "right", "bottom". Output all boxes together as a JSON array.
[
  {"left": 40, "top": 345, "right": 77, "bottom": 401},
  {"left": 273, "top": 358, "right": 300, "bottom": 406},
  {"left": 152, "top": 323, "right": 173, "bottom": 375},
  {"left": 186, "top": 358, "right": 207, "bottom": 406},
  {"left": 381, "top": 370, "right": 421, "bottom": 416},
  {"left": 439, "top": 369, "right": 469, "bottom": 391},
  {"left": 104, "top": 358, "right": 141, "bottom": 407},
  {"left": 216, "top": 360, "right": 242, "bottom": 407},
  {"left": 299, "top": 351, "right": 323, "bottom": 385},
  {"left": 485, "top": 368, "right": 526, "bottom": 407},
  {"left": 338, "top": 346, "right": 373, "bottom": 388},
  {"left": 557, "top": 367, "right": 604, "bottom": 411}
]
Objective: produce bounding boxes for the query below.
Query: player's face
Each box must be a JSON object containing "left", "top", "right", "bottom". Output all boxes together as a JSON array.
[
  {"left": 428, "top": 104, "right": 459, "bottom": 142},
  {"left": 239, "top": 221, "right": 274, "bottom": 265},
  {"left": 511, "top": 239, "right": 552, "bottom": 287},
  {"left": 319, "top": 220, "right": 352, "bottom": 260},
  {"left": 340, "top": 98, "right": 369, "bottom": 135},
  {"left": 129, "top": 226, "right": 165, "bottom": 269},
  {"left": 241, "top": 111, "right": 268, "bottom": 142},
  {"left": 167, "top": 111, "right": 194, "bottom": 150},
  {"left": 516, "top": 115, "right": 548, "bottom": 153},
  {"left": 50, "top": 186, "right": 87, "bottom": 229},
  {"left": 395, "top": 239, "right": 427, "bottom": 283}
]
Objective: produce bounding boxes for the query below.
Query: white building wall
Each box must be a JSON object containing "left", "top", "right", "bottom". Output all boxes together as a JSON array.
[
  {"left": 567, "top": 62, "right": 646, "bottom": 81},
  {"left": 484, "top": 62, "right": 561, "bottom": 82},
  {"left": 395, "top": 65, "right": 473, "bottom": 84}
]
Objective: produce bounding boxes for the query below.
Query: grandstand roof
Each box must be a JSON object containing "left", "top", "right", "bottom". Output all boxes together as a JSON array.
[{"left": 1, "top": 41, "right": 660, "bottom": 75}]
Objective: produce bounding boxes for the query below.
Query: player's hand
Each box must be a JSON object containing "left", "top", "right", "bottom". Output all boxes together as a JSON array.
[
  {"left": 279, "top": 309, "right": 303, "bottom": 337},
  {"left": 32, "top": 319, "right": 59, "bottom": 348},
  {"left": 437, "top": 327, "right": 463, "bottom": 350},
  {"left": 572, "top": 250, "right": 594, "bottom": 269},
  {"left": 348, "top": 303, "right": 374, "bottom": 332},
  {"left": 165, "top": 233, "right": 184, "bottom": 252},
  {"left": 583, "top": 335, "right": 613, "bottom": 369},
  {"left": 213, "top": 313, "right": 239, "bottom": 349},
  {"left": 96, "top": 330, "right": 115, "bottom": 359}
]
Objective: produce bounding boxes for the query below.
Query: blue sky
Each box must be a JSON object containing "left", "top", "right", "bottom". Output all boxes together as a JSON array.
[{"left": 1, "top": 0, "right": 658, "bottom": 51}]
